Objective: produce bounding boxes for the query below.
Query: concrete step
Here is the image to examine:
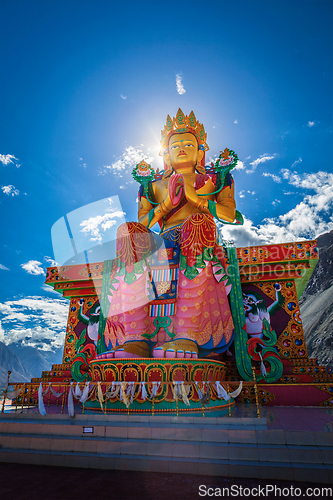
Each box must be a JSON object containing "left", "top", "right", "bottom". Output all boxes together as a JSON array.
[
  {"left": 0, "top": 413, "right": 332, "bottom": 483},
  {"left": 0, "top": 415, "right": 331, "bottom": 445},
  {"left": 0, "top": 422, "right": 267, "bottom": 440},
  {"left": 0, "top": 432, "right": 332, "bottom": 465},
  {"left": 0, "top": 412, "right": 268, "bottom": 428}
]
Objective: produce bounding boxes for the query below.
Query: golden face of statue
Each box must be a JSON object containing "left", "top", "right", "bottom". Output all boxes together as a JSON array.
[{"left": 168, "top": 132, "right": 204, "bottom": 173}]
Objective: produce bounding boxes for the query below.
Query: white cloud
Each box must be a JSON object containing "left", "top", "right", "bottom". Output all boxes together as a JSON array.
[
  {"left": 218, "top": 217, "right": 264, "bottom": 247},
  {"left": 272, "top": 199, "right": 281, "bottom": 207},
  {"left": 44, "top": 256, "right": 58, "bottom": 267},
  {"left": 0, "top": 320, "right": 4, "bottom": 339},
  {"left": 0, "top": 296, "right": 68, "bottom": 351},
  {"left": 120, "top": 94, "right": 127, "bottom": 100},
  {"left": 2, "top": 185, "right": 19, "bottom": 196},
  {"left": 291, "top": 157, "right": 302, "bottom": 168},
  {"left": 80, "top": 209, "right": 125, "bottom": 243},
  {"left": 41, "top": 283, "right": 61, "bottom": 295},
  {"left": 276, "top": 170, "right": 333, "bottom": 237},
  {"left": 206, "top": 157, "right": 215, "bottom": 167},
  {"left": 307, "top": 121, "right": 315, "bottom": 127},
  {"left": 21, "top": 260, "right": 45, "bottom": 275},
  {"left": 262, "top": 172, "right": 282, "bottom": 183},
  {"left": 0, "top": 302, "right": 33, "bottom": 322},
  {"left": 246, "top": 154, "right": 276, "bottom": 174},
  {"left": 238, "top": 189, "right": 255, "bottom": 199},
  {"left": 100, "top": 146, "right": 153, "bottom": 176},
  {"left": 176, "top": 74, "right": 186, "bottom": 95},
  {"left": 0, "top": 154, "right": 20, "bottom": 167},
  {"left": 281, "top": 169, "right": 331, "bottom": 191},
  {"left": 220, "top": 169, "right": 333, "bottom": 246},
  {"left": 234, "top": 120, "right": 238, "bottom": 124},
  {"left": 0, "top": 264, "right": 10, "bottom": 271},
  {"left": 235, "top": 160, "right": 245, "bottom": 170}
]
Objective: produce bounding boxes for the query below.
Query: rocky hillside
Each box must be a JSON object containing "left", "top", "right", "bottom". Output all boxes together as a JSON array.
[
  {"left": 0, "top": 342, "right": 63, "bottom": 389},
  {"left": 302, "top": 230, "right": 333, "bottom": 295},
  {"left": 0, "top": 341, "right": 31, "bottom": 388},
  {"left": 300, "top": 229, "right": 333, "bottom": 368},
  {"left": 8, "top": 344, "right": 62, "bottom": 379}
]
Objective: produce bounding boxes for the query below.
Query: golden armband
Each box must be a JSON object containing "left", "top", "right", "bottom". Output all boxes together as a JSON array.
[
  {"left": 195, "top": 198, "right": 209, "bottom": 212},
  {"left": 155, "top": 200, "right": 169, "bottom": 215}
]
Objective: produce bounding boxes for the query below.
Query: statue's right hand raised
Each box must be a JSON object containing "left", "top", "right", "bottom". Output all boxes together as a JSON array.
[{"left": 168, "top": 173, "right": 184, "bottom": 207}]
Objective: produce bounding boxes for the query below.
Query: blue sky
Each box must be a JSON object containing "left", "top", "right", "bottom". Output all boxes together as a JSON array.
[{"left": 0, "top": 0, "right": 332, "bottom": 354}]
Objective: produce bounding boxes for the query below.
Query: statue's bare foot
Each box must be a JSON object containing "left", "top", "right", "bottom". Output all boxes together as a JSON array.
[
  {"left": 98, "top": 341, "right": 150, "bottom": 359},
  {"left": 153, "top": 340, "right": 198, "bottom": 359}
]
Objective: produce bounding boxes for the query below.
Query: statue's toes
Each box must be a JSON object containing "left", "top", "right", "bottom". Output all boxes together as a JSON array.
[
  {"left": 114, "top": 349, "right": 143, "bottom": 359},
  {"left": 165, "top": 348, "right": 176, "bottom": 359},
  {"left": 152, "top": 347, "right": 164, "bottom": 358},
  {"left": 97, "top": 351, "right": 117, "bottom": 359},
  {"left": 114, "top": 349, "right": 125, "bottom": 358},
  {"left": 153, "top": 346, "right": 197, "bottom": 359}
]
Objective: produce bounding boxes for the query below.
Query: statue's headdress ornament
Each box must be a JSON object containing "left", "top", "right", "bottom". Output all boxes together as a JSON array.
[{"left": 159, "top": 109, "right": 209, "bottom": 156}]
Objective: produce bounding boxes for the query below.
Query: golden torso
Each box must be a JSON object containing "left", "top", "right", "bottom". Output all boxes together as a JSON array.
[
  {"left": 152, "top": 174, "right": 218, "bottom": 231},
  {"left": 138, "top": 172, "right": 235, "bottom": 232}
]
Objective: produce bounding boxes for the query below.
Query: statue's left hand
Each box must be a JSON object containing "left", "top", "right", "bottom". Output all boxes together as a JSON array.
[{"left": 169, "top": 174, "right": 185, "bottom": 207}]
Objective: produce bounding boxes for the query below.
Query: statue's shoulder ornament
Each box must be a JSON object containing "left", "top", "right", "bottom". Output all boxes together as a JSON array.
[
  {"left": 132, "top": 160, "right": 155, "bottom": 186},
  {"left": 132, "top": 160, "right": 161, "bottom": 204},
  {"left": 205, "top": 148, "right": 239, "bottom": 188},
  {"left": 204, "top": 148, "right": 244, "bottom": 226}
]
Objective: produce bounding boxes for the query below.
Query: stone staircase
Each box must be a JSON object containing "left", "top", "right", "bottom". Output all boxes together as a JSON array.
[{"left": 0, "top": 412, "right": 332, "bottom": 483}]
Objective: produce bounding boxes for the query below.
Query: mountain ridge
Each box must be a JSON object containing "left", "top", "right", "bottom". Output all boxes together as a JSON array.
[
  {"left": 0, "top": 342, "right": 63, "bottom": 388},
  {"left": 300, "top": 229, "right": 333, "bottom": 368},
  {"left": 0, "top": 341, "right": 32, "bottom": 387}
]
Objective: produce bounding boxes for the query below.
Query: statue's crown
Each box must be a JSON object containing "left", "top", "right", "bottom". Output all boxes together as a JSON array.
[{"left": 160, "top": 108, "right": 209, "bottom": 156}]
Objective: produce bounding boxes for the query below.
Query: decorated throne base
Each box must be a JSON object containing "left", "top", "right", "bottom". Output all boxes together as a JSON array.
[{"left": 83, "top": 357, "right": 235, "bottom": 413}]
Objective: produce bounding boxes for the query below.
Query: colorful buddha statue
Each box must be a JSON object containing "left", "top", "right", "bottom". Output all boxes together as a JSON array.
[{"left": 99, "top": 109, "right": 242, "bottom": 360}]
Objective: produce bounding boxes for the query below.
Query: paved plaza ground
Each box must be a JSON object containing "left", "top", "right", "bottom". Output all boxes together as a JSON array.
[{"left": 0, "top": 463, "right": 330, "bottom": 500}]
